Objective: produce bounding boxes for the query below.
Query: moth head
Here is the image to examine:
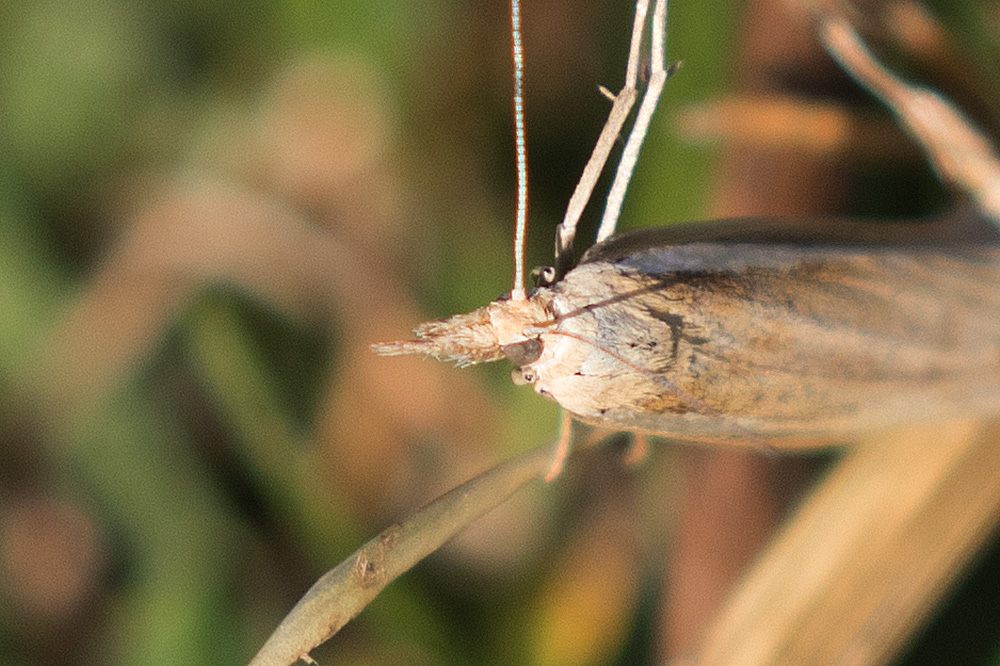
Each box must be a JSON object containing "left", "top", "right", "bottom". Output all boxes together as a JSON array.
[
  {"left": 501, "top": 338, "right": 542, "bottom": 367},
  {"left": 371, "top": 295, "right": 551, "bottom": 368}
]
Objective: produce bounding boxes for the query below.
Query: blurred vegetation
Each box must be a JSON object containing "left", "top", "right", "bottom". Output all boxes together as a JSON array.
[{"left": 0, "top": 1, "right": 998, "bottom": 665}]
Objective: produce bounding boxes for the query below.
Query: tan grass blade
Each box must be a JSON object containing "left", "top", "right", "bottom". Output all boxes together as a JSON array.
[{"left": 697, "top": 419, "right": 1000, "bottom": 665}]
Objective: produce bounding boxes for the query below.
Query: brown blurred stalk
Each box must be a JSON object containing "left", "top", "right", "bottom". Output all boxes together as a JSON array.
[
  {"left": 667, "top": 1, "right": 1000, "bottom": 663},
  {"left": 696, "top": 419, "right": 1000, "bottom": 665}
]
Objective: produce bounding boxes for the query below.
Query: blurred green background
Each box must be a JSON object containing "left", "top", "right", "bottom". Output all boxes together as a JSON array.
[{"left": 2, "top": 0, "right": 1000, "bottom": 665}]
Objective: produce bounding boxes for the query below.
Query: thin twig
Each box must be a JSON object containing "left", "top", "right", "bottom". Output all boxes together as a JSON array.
[
  {"left": 817, "top": 12, "right": 1000, "bottom": 226},
  {"left": 247, "top": 443, "right": 554, "bottom": 666}
]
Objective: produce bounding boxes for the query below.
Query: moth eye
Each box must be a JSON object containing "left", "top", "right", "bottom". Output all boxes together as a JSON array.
[
  {"left": 510, "top": 368, "right": 534, "bottom": 386},
  {"left": 531, "top": 265, "right": 557, "bottom": 287},
  {"left": 501, "top": 338, "right": 543, "bottom": 366}
]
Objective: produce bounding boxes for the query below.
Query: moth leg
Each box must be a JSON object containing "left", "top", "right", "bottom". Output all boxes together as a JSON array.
[
  {"left": 544, "top": 411, "right": 575, "bottom": 482},
  {"left": 596, "top": 0, "right": 672, "bottom": 243},
  {"left": 817, "top": 11, "right": 1000, "bottom": 225},
  {"left": 552, "top": 0, "right": 648, "bottom": 280},
  {"left": 623, "top": 432, "right": 650, "bottom": 467}
]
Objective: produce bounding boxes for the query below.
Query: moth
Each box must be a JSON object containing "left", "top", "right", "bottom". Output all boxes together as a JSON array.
[{"left": 374, "top": 0, "right": 1000, "bottom": 457}]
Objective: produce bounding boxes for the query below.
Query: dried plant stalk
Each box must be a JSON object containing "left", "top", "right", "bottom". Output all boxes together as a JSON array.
[
  {"left": 817, "top": 11, "right": 1000, "bottom": 224},
  {"left": 246, "top": 442, "right": 556, "bottom": 666},
  {"left": 696, "top": 419, "right": 1000, "bottom": 666}
]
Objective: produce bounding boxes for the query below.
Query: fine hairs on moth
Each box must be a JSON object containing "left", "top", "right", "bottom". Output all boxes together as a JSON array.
[{"left": 374, "top": 0, "right": 1000, "bottom": 477}]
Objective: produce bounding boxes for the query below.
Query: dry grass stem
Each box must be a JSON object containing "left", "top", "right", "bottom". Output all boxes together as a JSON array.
[
  {"left": 697, "top": 419, "right": 1000, "bottom": 666},
  {"left": 247, "top": 426, "right": 611, "bottom": 666},
  {"left": 817, "top": 12, "right": 1000, "bottom": 224}
]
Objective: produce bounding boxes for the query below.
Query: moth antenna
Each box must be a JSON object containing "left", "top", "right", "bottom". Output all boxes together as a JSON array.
[
  {"left": 596, "top": 0, "right": 672, "bottom": 243},
  {"left": 552, "top": 0, "right": 649, "bottom": 280},
  {"left": 510, "top": 0, "right": 529, "bottom": 301}
]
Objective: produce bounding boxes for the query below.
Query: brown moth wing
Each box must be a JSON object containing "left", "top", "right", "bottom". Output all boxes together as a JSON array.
[
  {"left": 519, "top": 215, "right": 1000, "bottom": 445},
  {"left": 580, "top": 209, "right": 1000, "bottom": 260}
]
